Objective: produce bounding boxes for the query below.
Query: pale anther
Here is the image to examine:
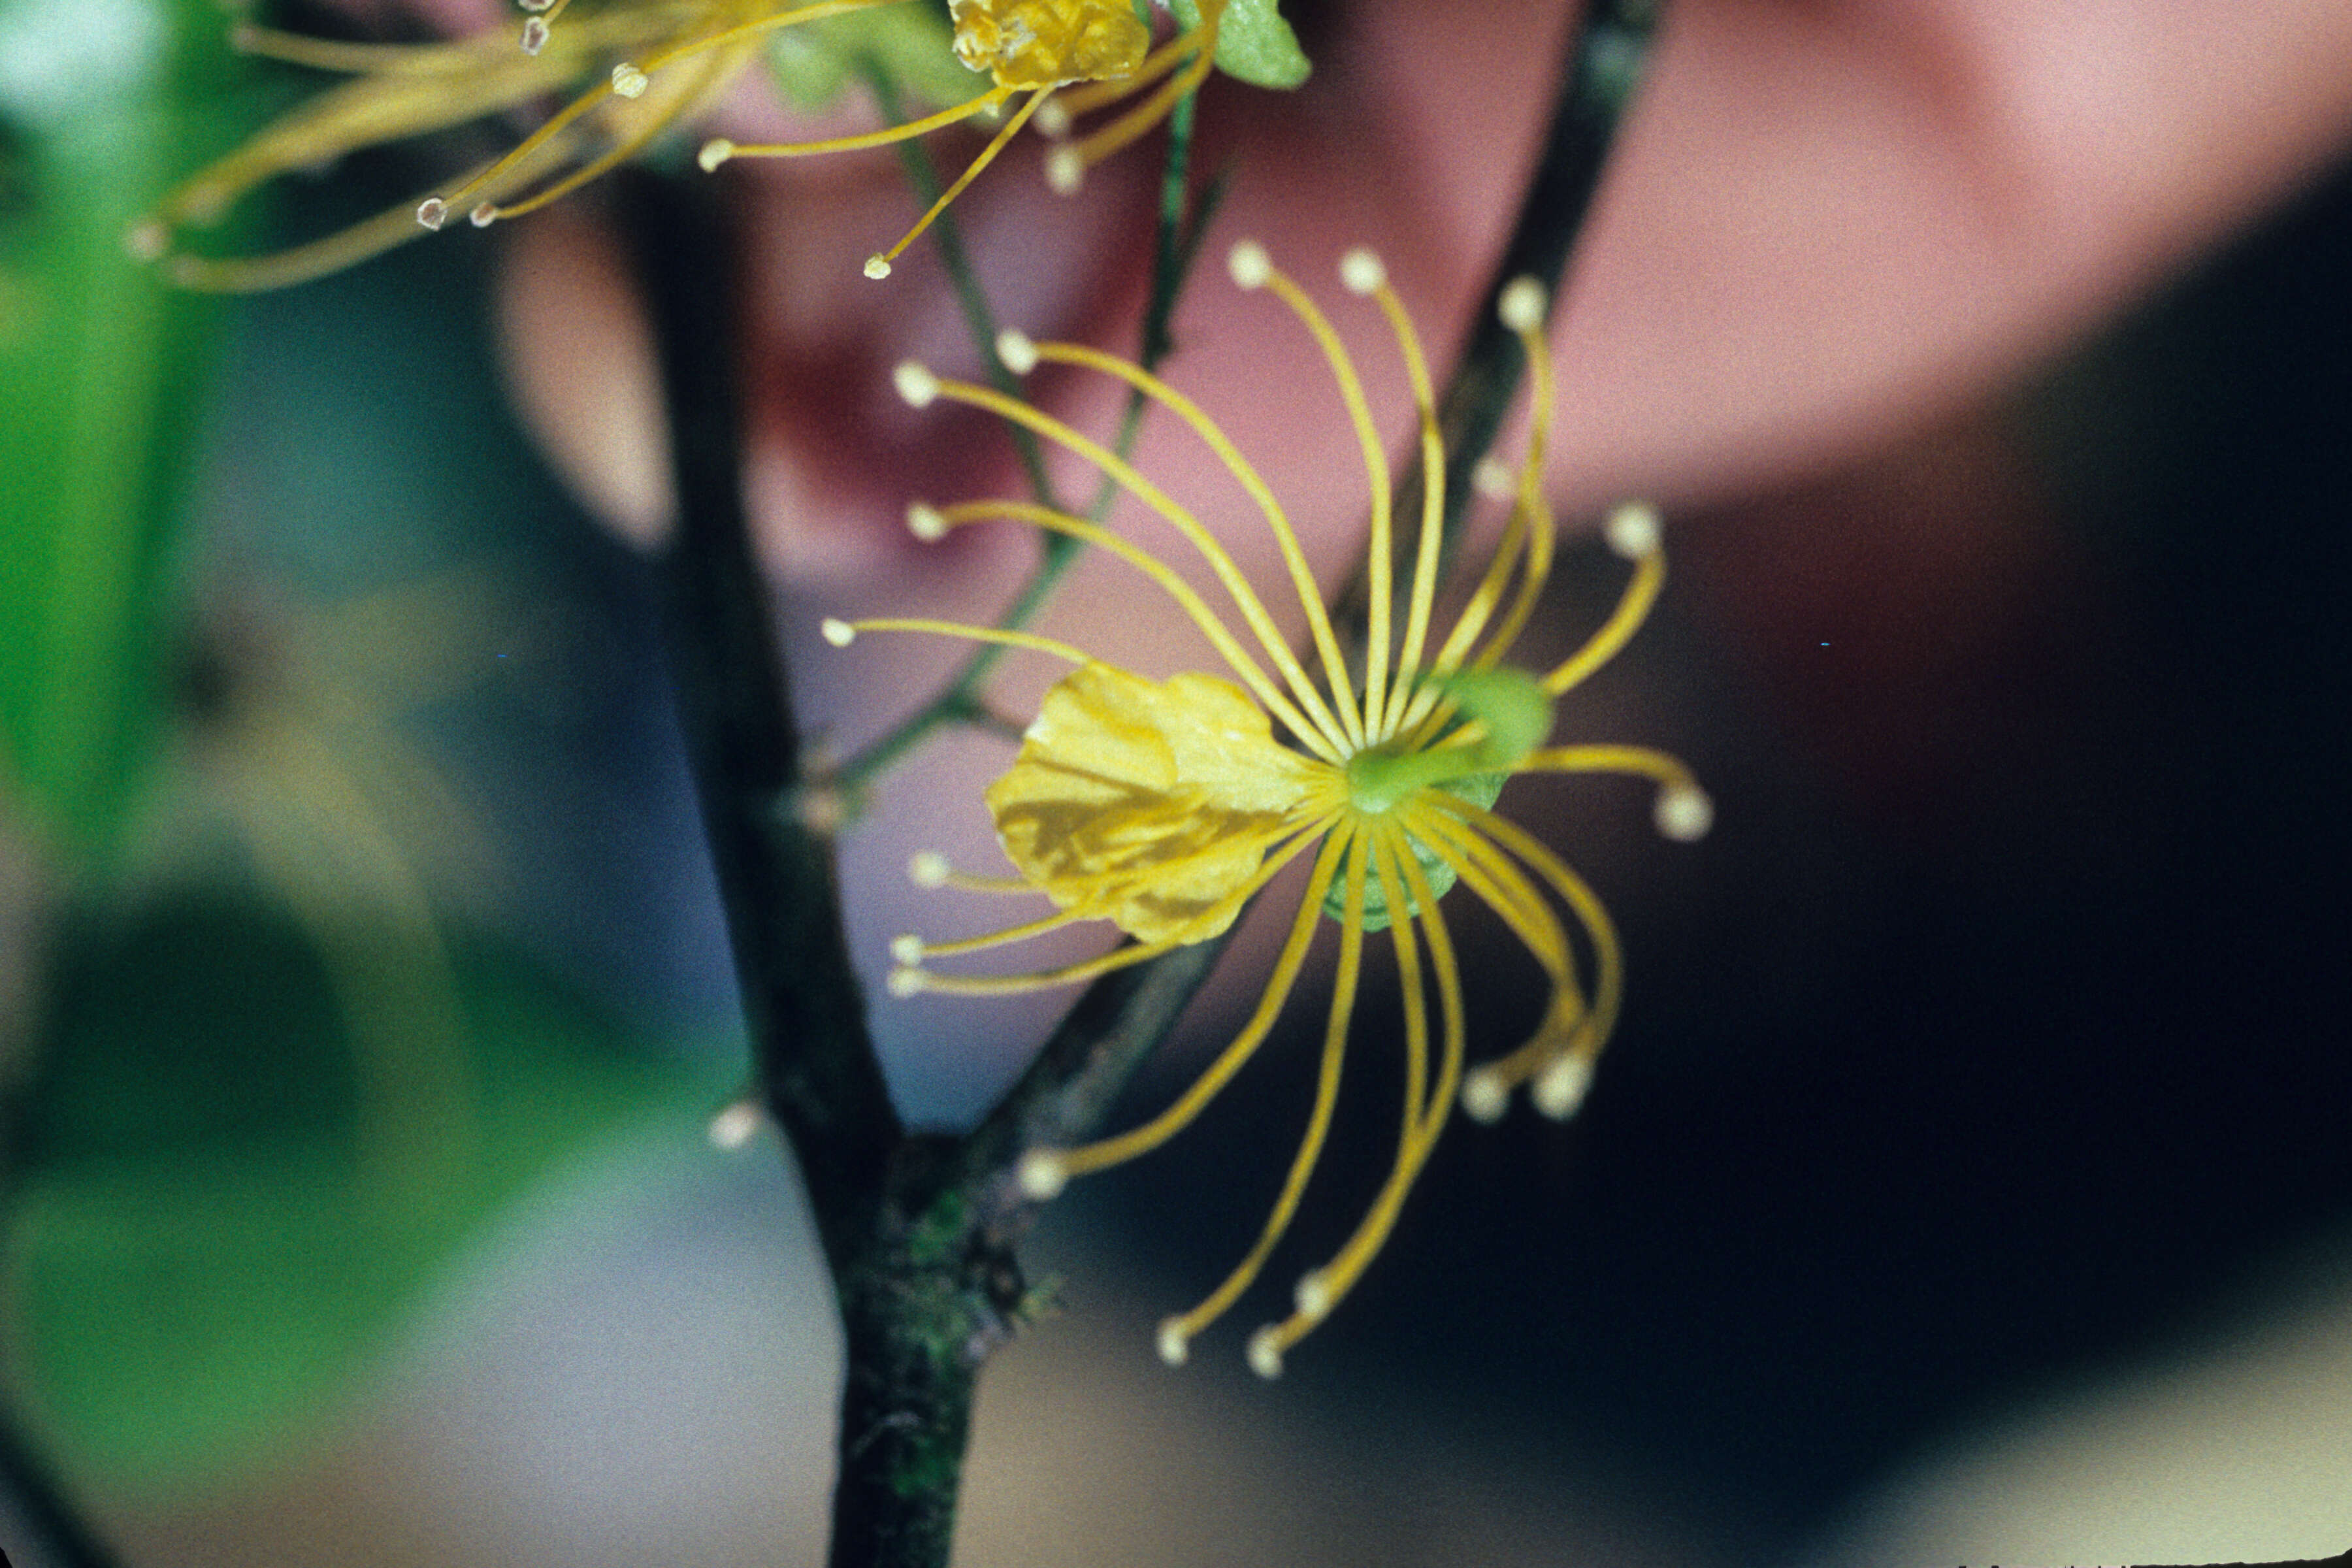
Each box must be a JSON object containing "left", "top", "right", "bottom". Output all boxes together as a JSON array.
[
  {"left": 1227, "top": 240, "right": 1271, "bottom": 290},
  {"left": 708, "top": 1098, "right": 764, "bottom": 1150},
  {"left": 893, "top": 362, "right": 939, "bottom": 408},
  {"left": 1460, "top": 1069, "right": 1511, "bottom": 1124},
  {"left": 1605, "top": 500, "right": 1662, "bottom": 559},
  {"left": 889, "top": 934, "right": 925, "bottom": 966},
  {"left": 906, "top": 503, "right": 949, "bottom": 542},
  {"left": 611, "top": 62, "right": 649, "bottom": 99},
  {"left": 1294, "top": 1270, "right": 1332, "bottom": 1321},
  {"left": 1472, "top": 456, "right": 1516, "bottom": 500},
  {"left": 1498, "top": 275, "right": 1547, "bottom": 333},
  {"left": 995, "top": 329, "right": 1039, "bottom": 376},
  {"left": 1156, "top": 1319, "right": 1191, "bottom": 1366},
  {"left": 820, "top": 617, "right": 856, "bottom": 647},
  {"left": 1045, "top": 146, "right": 1083, "bottom": 197},
  {"left": 1656, "top": 783, "right": 1714, "bottom": 842},
  {"left": 123, "top": 220, "right": 167, "bottom": 262},
  {"left": 1017, "top": 1149, "right": 1069, "bottom": 1201},
  {"left": 1533, "top": 1056, "right": 1595, "bottom": 1120},
  {"left": 518, "top": 0, "right": 553, "bottom": 12},
  {"left": 1338, "top": 247, "right": 1386, "bottom": 296},
  {"left": 469, "top": 203, "right": 498, "bottom": 228},
  {"left": 887, "top": 965, "right": 926, "bottom": 998},
  {"left": 1247, "top": 1327, "right": 1284, "bottom": 1380},
  {"left": 907, "top": 851, "right": 951, "bottom": 888},
  {"left": 697, "top": 139, "right": 735, "bottom": 172},
  {"left": 1034, "top": 98, "right": 1071, "bottom": 139},
  {"left": 519, "top": 16, "right": 547, "bottom": 54},
  {"left": 416, "top": 198, "right": 449, "bottom": 231},
  {"left": 863, "top": 255, "right": 892, "bottom": 281}
]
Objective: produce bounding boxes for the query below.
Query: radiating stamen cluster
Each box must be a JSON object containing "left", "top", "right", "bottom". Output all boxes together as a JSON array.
[
  {"left": 133, "top": 0, "right": 1223, "bottom": 291},
  {"left": 828, "top": 240, "right": 1710, "bottom": 1375}
]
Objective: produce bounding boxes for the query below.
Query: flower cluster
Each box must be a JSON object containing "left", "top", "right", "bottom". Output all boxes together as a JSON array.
[
  {"left": 133, "top": 0, "right": 1227, "bottom": 289},
  {"left": 827, "top": 240, "right": 1709, "bottom": 1373}
]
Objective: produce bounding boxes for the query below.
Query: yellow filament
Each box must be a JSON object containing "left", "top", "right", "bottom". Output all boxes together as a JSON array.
[
  {"left": 1544, "top": 543, "right": 1664, "bottom": 696},
  {"left": 1441, "top": 800, "right": 1624, "bottom": 1081},
  {"left": 1030, "top": 338, "right": 1364, "bottom": 747},
  {"left": 1266, "top": 825, "right": 1466, "bottom": 1347},
  {"left": 1392, "top": 314, "right": 1560, "bottom": 742},
  {"left": 917, "top": 818, "right": 1334, "bottom": 997},
  {"left": 865, "top": 88, "right": 1051, "bottom": 277},
  {"left": 1371, "top": 828, "right": 1431, "bottom": 1145},
  {"left": 1055, "top": 826, "right": 1352, "bottom": 1178},
  {"left": 929, "top": 499, "right": 1338, "bottom": 761},
  {"left": 1408, "top": 805, "right": 1586, "bottom": 1045},
  {"left": 836, "top": 616, "right": 1092, "bottom": 666},
  {"left": 476, "top": 41, "right": 746, "bottom": 222},
  {"left": 917, "top": 385, "right": 1354, "bottom": 758},
  {"left": 1160, "top": 826, "right": 1364, "bottom": 1347},
  {"left": 162, "top": 189, "right": 485, "bottom": 291},
  {"left": 1251, "top": 259, "right": 1399, "bottom": 738},
  {"left": 1516, "top": 745, "right": 1699, "bottom": 792},
  {"left": 231, "top": 25, "right": 495, "bottom": 73},
  {"left": 913, "top": 906, "right": 1094, "bottom": 960},
  {"left": 1365, "top": 279, "right": 1447, "bottom": 739},
  {"left": 713, "top": 81, "right": 1013, "bottom": 160}
]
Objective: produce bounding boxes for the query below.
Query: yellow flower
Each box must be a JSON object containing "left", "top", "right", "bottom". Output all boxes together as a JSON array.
[
  {"left": 826, "top": 240, "right": 1712, "bottom": 1376},
  {"left": 133, "top": 0, "right": 1225, "bottom": 290}
]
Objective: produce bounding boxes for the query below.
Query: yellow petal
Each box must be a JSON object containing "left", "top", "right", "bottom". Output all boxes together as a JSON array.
[
  {"left": 949, "top": 0, "right": 1150, "bottom": 88},
  {"left": 985, "top": 662, "right": 1333, "bottom": 944}
]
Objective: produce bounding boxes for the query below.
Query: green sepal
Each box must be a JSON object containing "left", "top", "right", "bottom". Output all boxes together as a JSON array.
[{"left": 1171, "top": 0, "right": 1310, "bottom": 90}]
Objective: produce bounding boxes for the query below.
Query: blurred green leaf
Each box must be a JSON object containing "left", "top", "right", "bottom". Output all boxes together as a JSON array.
[
  {"left": 1173, "top": 0, "right": 1309, "bottom": 90},
  {"left": 764, "top": 3, "right": 978, "bottom": 115},
  {"left": 4, "top": 889, "right": 723, "bottom": 1490},
  {"left": 0, "top": 0, "right": 254, "bottom": 861}
]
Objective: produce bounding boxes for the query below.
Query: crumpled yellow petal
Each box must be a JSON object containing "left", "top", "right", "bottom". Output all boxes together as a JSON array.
[
  {"left": 948, "top": 0, "right": 1149, "bottom": 90},
  {"left": 986, "top": 662, "right": 1335, "bottom": 944}
]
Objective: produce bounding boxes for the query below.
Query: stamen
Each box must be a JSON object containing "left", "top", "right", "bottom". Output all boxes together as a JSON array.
[
  {"left": 1034, "top": 97, "right": 1072, "bottom": 139},
  {"left": 416, "top": 197, "right": 448, "bottom": 231},
  {"left": 1247, "top": 1327, "right": 1284, "bottom": 1379},
  {"left": 1655, "top": 783, "right": 1714, "bottom": 842},
  {"left": 1605, "top": 500, "right": 1661, "bottom": 559},
  {"left": 1460, "top": 1068, "right": 1512, "bottom": 1124},
  {"left": 1045, "top": 145, "right": 1084, "bottom": 195},
  {"left": 469, "top": 203, "right": 497, "bottom": 227},
  {"left": 1017, "top": 1149, "right": 1068, "bottom": 1200},
  {"left": 610, "top": 61, "right": 649, "bottom": 99},
  {"left": 1337, "top": 247, "right": 1386, "bottom": 296},
  {"left": 1533, "top": 1054, "right": 1595, "bottom": 1120},
  {"left": 1226, "top": 240, "right": 1271, "bottom": 290},
  {"left": 707, "top": 1097, "right": 764, "bottom": 1149},
  {"left": 889, "top": 934, "right": 924, "bottom": 966},
  {"left": 1293, "top": 1269, "right": 1332, "bottom": 1321},
  {"left": 1497, "top": 275, "right": 1548, "bottom": 333},
  {"left": 698, "top": 138, "right": 736, "bottom": 172},
  {"left": 894, "top": 362, "right": 940, "bottom": 408},
  {"left": 1155, "top": 1318, "right": 1190, "bottom": 1366},
  {"left": 864, "top": 255, "right": 893, "bottom": 280},
  {"left": 994, "top": 329, "right": 1039, "bottom": 375},
  {"left": 1473, "top": 456, "right": 1517, "bottom": 500},
  {"left": 821, "top": 618, "right": 856, "bottom": 647},
  {"left": 908, "top": 851, "right": 951, "bottom": 887},
  {"left": 887, "top": 966, "right": 926, "bottom": 997},
  {"left": 519, "top": 16, "right": 549, "bottom": 54},
  {"left": 906, "top": 503, "right": 947, "bottom": 540}
]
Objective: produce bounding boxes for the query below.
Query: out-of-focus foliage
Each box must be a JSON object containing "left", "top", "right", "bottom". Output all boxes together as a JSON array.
[
  {"left": 0, "top": 0, "right": 257, "bottom": 861},
  {"left": 764, "top": 3, "right": 979, "bottom": 113},
  {"left": 5, "top": 889, "right": 719, "bottom": 1489}
]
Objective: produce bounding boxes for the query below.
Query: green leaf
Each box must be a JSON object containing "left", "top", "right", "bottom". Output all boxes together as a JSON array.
[
  {"left": 3, "top": 890, "right": 723, "bottom": 1491},
  {"left": 1171, "top": 0, "right": 1309, "bottom": 90},
  {"left": 0, "top": 0, "right": 255, "bottom": 862},
  {"left": 764, "top": 3, "right": 980, "bottom": 115}
]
